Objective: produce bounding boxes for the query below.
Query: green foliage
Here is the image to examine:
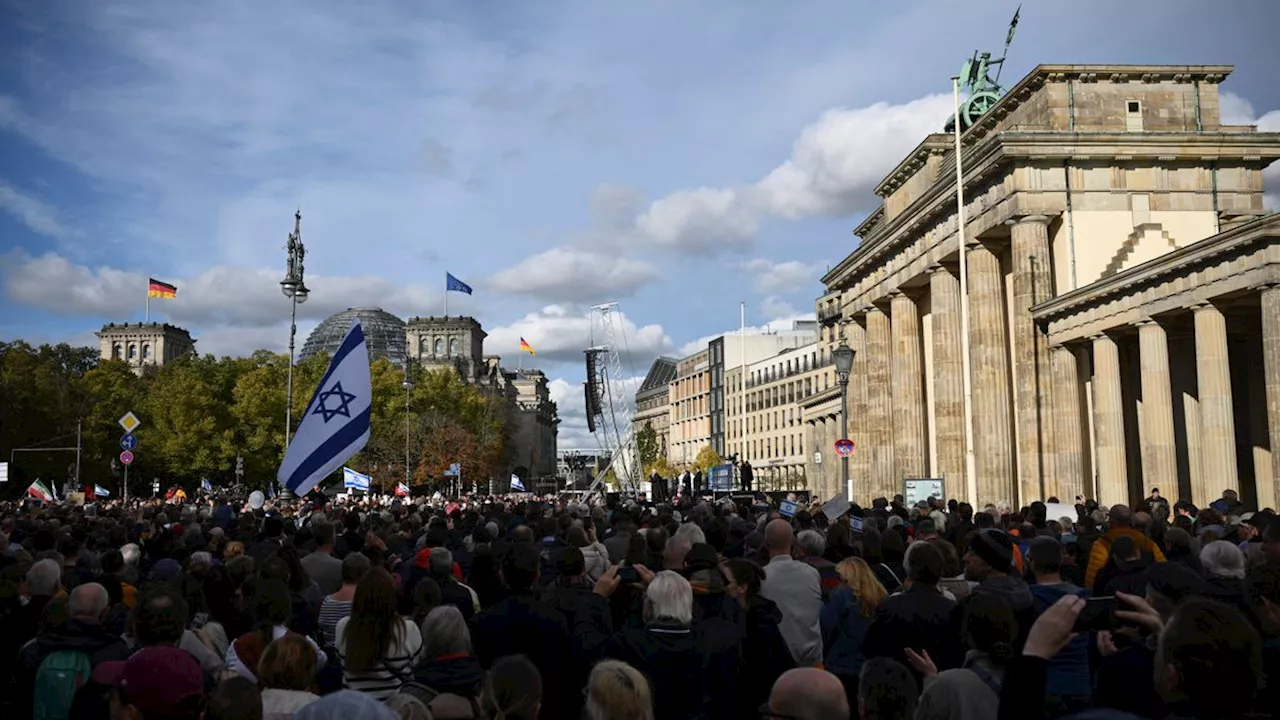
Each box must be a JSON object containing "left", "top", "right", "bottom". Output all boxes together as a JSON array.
[
  {"left": 636, "top": 421, "right": 658, "bottom": 473},
  {"left": 0, "top": 342, "right": 511, "bottom": 498},
  {"left": 692, "top": 444, "right": 723, "bottom": 474},
  {"left": 651, "top": 456, "right": 678, "bottom": 479}
]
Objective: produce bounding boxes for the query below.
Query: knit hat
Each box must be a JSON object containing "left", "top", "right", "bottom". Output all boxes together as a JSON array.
[{"left": 969, "top": 529, "right": 1014, "bottom": 573}]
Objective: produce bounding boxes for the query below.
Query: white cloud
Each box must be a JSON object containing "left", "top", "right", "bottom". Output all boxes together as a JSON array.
[
  {"left": 761, "top": 295, "right": 799, "bottom": 320},
  {"left": 0, "top": 180, "right": 71, "bottom": 239},
  {"left": 487, "top": 247, "right": 659, "bottom": 302},
  {"left": 627, "top": 93, "right": 954, "bottom": 253},
  {"left": 742, "top": 257, "right": 822, "bottom": 294},
  {"left": 548, "top": 374, "right": 644, "bottom": 451},
  {"left": 486, "top": 303, "right": 673, "bottom": 369},
  {"left": 0, "top": 249, "right": 438, "bottom": 335}
]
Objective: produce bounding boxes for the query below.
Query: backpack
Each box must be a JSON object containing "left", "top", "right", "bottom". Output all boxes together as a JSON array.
[
  {"left": 32, "top": 649, "right": 93, "bottom": 720},
  {"left": 398, "top": 681, "right": 483, "bottom": 720}
]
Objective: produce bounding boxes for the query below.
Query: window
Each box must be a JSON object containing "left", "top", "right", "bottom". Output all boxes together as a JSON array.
[
  {"left": 419, "top": 338, "right": 429, "bottom": 354},
  {"left": 1125, "top": 100, "right": 1143, "bottom": 131},
  {"left": 449, "top": 338, "right": 460, "bottom": 355},
  {"left": 1127, "top": 101, "right": 1140, "bottom": 113},
  {"left": 142, "top": 344, "right": 152, "bottom": 360},
  {"left": 128, "top": 344, "right": 137, "bottom": 360},
  {"left": 112, "top": 343, "right": 122, "bottom": 359},
  {"left": 434, "top": 338, "right": 445, "bottom": 355}
]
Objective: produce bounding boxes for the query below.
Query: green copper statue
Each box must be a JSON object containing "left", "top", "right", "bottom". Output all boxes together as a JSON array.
[{"left": 947, "top": 6, "right": 1020, "bottom": 133}]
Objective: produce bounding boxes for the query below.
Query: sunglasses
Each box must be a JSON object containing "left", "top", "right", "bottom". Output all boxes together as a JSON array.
[{"left": 759, "top": 703, "right": 808, "bottom": 720}]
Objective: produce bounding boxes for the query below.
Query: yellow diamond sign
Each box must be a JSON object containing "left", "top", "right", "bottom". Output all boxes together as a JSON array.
[{"left": 118, "top": 411, "right": 142, "bottom": 434}]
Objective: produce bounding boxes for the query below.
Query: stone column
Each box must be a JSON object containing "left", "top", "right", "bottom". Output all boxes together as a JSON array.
[
  {"left": 1194, "top": 302, "right": 1240, "bottom": 502},
  {"left": 930, "top": 264, "right": 966, "bottom": 500},
  {"left": 1137, "top": 319, "right": 1179, "bottom": 494},
  {"left": 1051, "top": 344, "right": 1086, "bottom": 502},
  {"left": 1009, "top": 214, "right": 1054, "bottom": 504},
  {"left": 967, "top": 241, "right": 1015, "bottom": 507},
  {"left": 1092, "top": 334, "right": 1128, "bottom": 506},
  {"left": 866, "top": 305, "right": 896, "bottom": 500},
  {"left": 848, "top": 317, "right": 870, "bottom": 490},
  {"left": 1263, "top": 285, "right": 1280, "bottom": 512},
  {"left": 891, "top": 291, "right": 927, "bottom": 479}
]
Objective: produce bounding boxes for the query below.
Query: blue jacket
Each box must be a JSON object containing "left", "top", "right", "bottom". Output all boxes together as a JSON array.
[
  {"left": 1029, "top": 581, "right": 1091, "bottom": 699},
  {"left": 819, "top": 585, "right": 874, "bottom": 677}
]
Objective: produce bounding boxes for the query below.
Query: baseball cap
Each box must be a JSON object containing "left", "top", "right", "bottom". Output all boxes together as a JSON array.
[{"left": 93, "top": 646, "right": 204, "bottom": 716}]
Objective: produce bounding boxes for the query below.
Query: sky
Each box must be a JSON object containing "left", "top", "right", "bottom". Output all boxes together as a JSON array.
[{"left": 2, "top": 0, "right": 1278, "bottom": 450}]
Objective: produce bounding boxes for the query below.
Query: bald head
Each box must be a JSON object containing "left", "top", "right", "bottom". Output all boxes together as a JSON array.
[
  {"left": 68, "top": 582, "right": 108, "bottom": 623},
  {"left": 769, "top": 668, "right": 849, "bottom": 720},
  {"left": 765, "top": 519, "right": 794, "bottom": 555}
]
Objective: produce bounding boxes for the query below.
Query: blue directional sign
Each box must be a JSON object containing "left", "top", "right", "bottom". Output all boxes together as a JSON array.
[{"left": 120, "top": 434, "right": 138, "bottom": 451}]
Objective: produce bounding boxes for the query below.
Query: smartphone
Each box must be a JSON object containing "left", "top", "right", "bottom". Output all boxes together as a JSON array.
[
  {"left": 617, "top": 566, "right": 641, "bottom": 585},
  {"left": 1073, "top": 596, "right": 1117, "bottom": 632}
]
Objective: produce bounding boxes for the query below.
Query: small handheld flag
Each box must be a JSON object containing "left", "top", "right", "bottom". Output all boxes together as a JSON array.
[
  {"left": 201, "top": 478, "right": 213, "bottom": 494},
  {"left": 342, "top": 467, "right": 372, "bottom": 491},
  {"left": 510, "top": 474, "right": 525, "bottom": 492},
  {"left": 395, "top": 482, "right": 409, "bottom": 497},
  {"left": 278, "top": 320, "right": 373, "bottom": 496},
  {"left": 95, "top": 485, "right": 111, "bottom": 497},
  {"left": 519, "top": 338, "right": 536, "bottom": 355},
  {"left": 27, "top": 479, "right": 54, "bottom": 503},
  {"left": 148, "top": 278, "right": 178, "bottom": 299}
]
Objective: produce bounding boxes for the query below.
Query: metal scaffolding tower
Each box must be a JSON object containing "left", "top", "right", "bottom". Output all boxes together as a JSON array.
[{"left": 585, "top": 302, "right": 639, "bottom": 496}]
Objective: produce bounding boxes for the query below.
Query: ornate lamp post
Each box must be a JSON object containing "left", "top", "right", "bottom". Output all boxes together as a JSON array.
[
  {"left": 832, "top": 339, "right": 855, "bottom": 500},
  {"left": 280, "top": 209, "right": 309, "bottom": 500}
]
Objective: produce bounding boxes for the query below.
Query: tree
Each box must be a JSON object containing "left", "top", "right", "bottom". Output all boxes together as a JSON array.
[
  {"left": 651, "top": 456, "right": 678, "bottom": 479},
  {"left": 636, "top": 422, "right": 659, "bottom": 473},
  {"left": 692, "top": 444, "right": 723, "bottom": 474}
]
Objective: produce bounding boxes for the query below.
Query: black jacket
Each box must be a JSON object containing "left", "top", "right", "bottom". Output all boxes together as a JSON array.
[
  {"left": 12, "top": 620, "right": 131, "bottom": 719},
  {"left": 472, "top": 591, "right": 575, "bottom": 718}
]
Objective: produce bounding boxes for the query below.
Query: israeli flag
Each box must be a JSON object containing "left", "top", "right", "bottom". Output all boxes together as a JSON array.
[
  {"left": 510, "top": 474, "right": 525, "bottom": 492},
  {"left": 343, "top": 467, "right": 371, "bottom": 491},
  {"left": 94, "top": 484, "right": 110, "bottom": 497},
  {"left": 201, "top": 478, "right": 213, "bottom": 494},
  {"left": 279, "top": 321, "right": 373, "bottom": 496}
]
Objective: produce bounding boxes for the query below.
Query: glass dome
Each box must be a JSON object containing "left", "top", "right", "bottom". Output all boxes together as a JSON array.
[{"left": 300, "top": 308, "right": 407, "bottom": 366}]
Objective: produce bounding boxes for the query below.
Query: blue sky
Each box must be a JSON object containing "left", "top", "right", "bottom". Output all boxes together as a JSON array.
[{"left": 2, "top": 0, "right": 1278, "bottom": 447}]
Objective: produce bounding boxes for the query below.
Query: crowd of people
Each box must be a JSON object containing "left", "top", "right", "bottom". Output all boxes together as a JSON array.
[{"left": 0, "top": 483, "right": 1277, "bottom": 720}]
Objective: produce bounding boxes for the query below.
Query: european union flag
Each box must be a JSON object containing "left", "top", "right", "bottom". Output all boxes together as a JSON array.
[{"left": 446, "top": 273, "right": 473, "bottom": 295}]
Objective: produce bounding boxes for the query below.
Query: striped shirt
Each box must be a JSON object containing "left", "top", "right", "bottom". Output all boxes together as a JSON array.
[
  {"left": 335, "top": 616, "right": 422, "bottom": 700},
  {"left": 318, "top": 597, "right": 353, "bottom": 648}
]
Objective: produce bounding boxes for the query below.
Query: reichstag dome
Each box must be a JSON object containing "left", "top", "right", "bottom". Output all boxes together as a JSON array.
[{"left": 299, "top": 307, "right": 407, "bottom": 366}]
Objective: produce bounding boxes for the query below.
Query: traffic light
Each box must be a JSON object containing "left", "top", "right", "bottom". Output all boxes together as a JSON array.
[{"left": 235, "top": 456, "right": 244, "bottom": 478}]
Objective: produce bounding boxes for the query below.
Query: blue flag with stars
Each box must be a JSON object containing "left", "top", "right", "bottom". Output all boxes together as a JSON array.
[
  {"left": 445, "top": 272, "right": 473, "bottom": 295},
  {"left": 278, "top": 320, "right": 372, "bottom": 496}
]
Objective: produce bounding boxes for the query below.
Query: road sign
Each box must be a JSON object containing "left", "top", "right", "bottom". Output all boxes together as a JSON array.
[
  {"left": 120, "top": 450, "right": 135, "bottom": 466},
  {"left": 834, "top": 438, "right": 855, "bottom": 457},
  {"left": 120, "top": 434, "right": 138, "bottom": 451},
  {"left": 0, "top": 461, "right": 7, "bottom": 483},
  {"left": 119, "top": 411, "right": 142, "bottom": 433}
]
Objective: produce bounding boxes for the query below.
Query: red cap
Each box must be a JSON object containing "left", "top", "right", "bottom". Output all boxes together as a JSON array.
[{"left": 94, "top": 646, "right": 204, "bottom": 715}]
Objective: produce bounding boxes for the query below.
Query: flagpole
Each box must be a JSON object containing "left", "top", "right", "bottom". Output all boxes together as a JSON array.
[
  {"left": 443, "top": 272, "right": 448, "bottom": 316},
  {"left": 146, "top": 280, "right": 151, "bottom": 323}
]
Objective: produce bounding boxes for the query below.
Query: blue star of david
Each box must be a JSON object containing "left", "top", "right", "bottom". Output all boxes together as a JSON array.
[{"left": 312, "top": 381, "right": 357, "bottom": 423}]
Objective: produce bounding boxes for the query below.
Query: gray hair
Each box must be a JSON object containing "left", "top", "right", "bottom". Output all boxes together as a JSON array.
[
  {"left": 644, "top": 570, "right": 693, "bottom": 625},
  {"left": 189, "top": 551, "right": 213, "bottom": 566},
  {"left": 420, "top": 605, "right": 472, "bottom": 658},
  {"left": 385, "top": 693, "right": 431, "bottom": 720},
  {"left": 1200, "top": 540, "right": 1246, "bottom": 580},
  {"left": 428, "top": 547, "right": 454, "bottom": 579},
  {"left": 902, "top": 540, "right": 929, "bottom": 578},
  {"left": 886, "top": 515, "right": 904, "bottom": 529},
  {"left": 121, "top": 543, "right": 141, "bottom": 567},
  {"left": 674, "top": 522, "right": 705, "bottom": 545},
  {"left": 796, "top": 530, "right": 826, "bottom": 557},
  {"left": 69, "top": 582, "right": 109, "bottom": 621},
  {"left": 26, "top": 558, "right": 61, "bottom": 596}
]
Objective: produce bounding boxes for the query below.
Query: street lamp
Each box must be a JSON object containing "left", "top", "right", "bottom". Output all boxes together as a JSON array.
[
  {"left": 280, "top": 209, "right": 309, "bottom": 501},
  {"left": 832, "top": 339, "right": 855, "bottom": 501}
]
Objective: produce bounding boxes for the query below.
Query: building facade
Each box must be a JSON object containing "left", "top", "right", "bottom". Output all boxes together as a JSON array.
[
  {"left": 300, "top": 308, "right": 407, "bottom": 366},
  {"left": 633, "top": 356, "right": 678, "bottom": 468},
  {"left": 506, "top": 369, "right": 559, "bottom": 479},
  {"left": 405, "top": 316, "right": 489, "bottom": 384},
  {"left": 96, "top": 322, "right": 196, "bottom": 374},
  {"left": 668, "top": 349, "right": 711, "bottom": 466},
  {"left": 708, "top": 322, "right": 818, "bottom": 459},
  {"left": 819, "top": 64, "right": 1280, "bottom": 508}
]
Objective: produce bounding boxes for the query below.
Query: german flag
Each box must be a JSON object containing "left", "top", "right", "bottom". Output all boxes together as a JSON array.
[
  {"left": 148, "top": 278, "right": 177, "bottom": 299},
  {"left": 519, "top": 337, "right": 535, "bottom": 355}
]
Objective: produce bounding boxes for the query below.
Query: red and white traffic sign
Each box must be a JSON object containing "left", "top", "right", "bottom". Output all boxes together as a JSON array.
[
  {"left": 120, "top": 450, "right": 135, "bottom": 466},
  {"left": 834, "top": 439, "right": 855, "bottom": 457}
]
